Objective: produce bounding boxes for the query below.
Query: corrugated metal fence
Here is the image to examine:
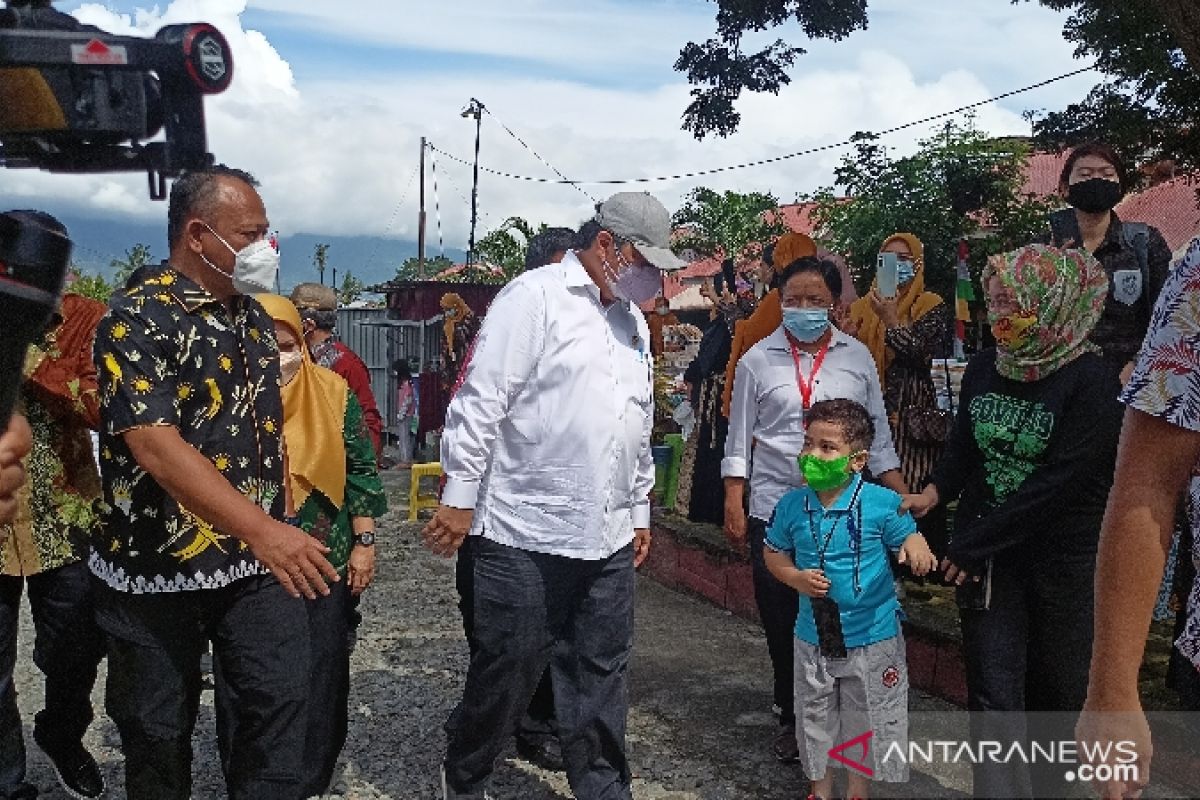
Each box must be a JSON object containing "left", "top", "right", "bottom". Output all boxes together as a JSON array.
[{"left": 336, "top": 308, "right": 442, "bottom": 440}]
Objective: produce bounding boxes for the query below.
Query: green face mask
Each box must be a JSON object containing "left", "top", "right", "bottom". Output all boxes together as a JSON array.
[{"left": 798, "top": 453, "right": 854, "bottom": 492}]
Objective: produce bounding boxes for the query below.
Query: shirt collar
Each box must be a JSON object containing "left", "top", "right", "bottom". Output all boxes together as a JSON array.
[
  {"left": 560, "top": 250, "right": 596, "bottom": 289},
  {"left": 801, "top": 473, "right": 864, "bottom": 514},
  {"left": 147, "top": 263, "right": 223, "bottom": 313},
  {"left": 765, "top": 324, "right": 852, "bottom": 352}
]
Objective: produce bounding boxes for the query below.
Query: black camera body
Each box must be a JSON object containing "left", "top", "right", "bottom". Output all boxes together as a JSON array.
[
  {"left": 0, "top": 0, "right": 233, "bottom": 199},
  {"left": 0, "top": 1, "right": 233, "bottom": 426}
]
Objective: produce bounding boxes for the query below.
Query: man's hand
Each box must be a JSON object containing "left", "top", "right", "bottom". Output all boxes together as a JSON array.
[
  {"left": 794, "top": 568, "right": 831, "bottom": 598},
  {"left": 1076, "top": 696, "right": 1152, "bottom": 799},
  {"left": 0, "top": 414, "right": 32, "bottom": 526},
  {"left": 634, "top": 528, "right": 651, "bottom": 567},
  {"left": 422, "top": 504, "right": 474, "bottom": 557},
  {"left": 723, "top": 500, "right": 747, "bottom": 547},
  {"left": 900, "top": 485, "right": 940, "bottom": 519},
  {"left": 347, "top": 544, "right": 376, "bottom": 596},
  {"left": 833, "top": 304, "right": 860, "bottom": 337},
  {"left": 251, "top": 520, "right": 341, "bottom": 600}
]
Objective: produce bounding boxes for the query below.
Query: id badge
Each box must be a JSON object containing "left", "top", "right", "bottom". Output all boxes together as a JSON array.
[{"left": 811, "top": 596, "right": 848, "bottom": 659}]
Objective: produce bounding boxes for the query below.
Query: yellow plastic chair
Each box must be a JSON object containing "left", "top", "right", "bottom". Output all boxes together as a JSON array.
[{"left": 407, "top": 462, "right": 443, "bottom": 521}]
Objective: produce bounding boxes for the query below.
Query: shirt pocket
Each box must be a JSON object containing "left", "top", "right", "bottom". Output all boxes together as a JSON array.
[{"left": 617, "top": 343, "right": 652, "bottom": 408}]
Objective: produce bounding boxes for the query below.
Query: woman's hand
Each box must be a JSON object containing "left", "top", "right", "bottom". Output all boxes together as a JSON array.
[
  {"left": 900, "top": 485, "right": 940, "bottom": 519},
  {"left": 347, "top": 544, "right": 376, "bottom": 596},
  {"left": 868, "top": 289, "right": 901, "bottom": 328},
  {"left": 723, "top": 500, "right": 747, "bottom": 546},
  {"left": 940, "top": 557, "right": 976, "bottom": 586}
]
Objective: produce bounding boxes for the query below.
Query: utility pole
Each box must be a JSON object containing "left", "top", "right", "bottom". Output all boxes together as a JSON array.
[
  {"left": 462, "top": 98, "right": 484, "bottom": 265},
  {"left": 418, "top": 137, "right": 427, "bottom": 280}
]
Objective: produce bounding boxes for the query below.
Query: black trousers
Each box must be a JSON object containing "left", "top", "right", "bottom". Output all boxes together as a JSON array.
[
  {"left": 959, "top": 551, "right": 1096, "bottom": 799},
  {"left": 0, "top": 561, "right": 104, "bottom": 793},
  {"left": 445, "top": 538, "right": 635, "bottom": 800},
  {"left": 748, "top": 516, "right": 798, "bottom": 727},
  {"left": 455, "top": 535, "right": 557, "bottom": 746},
  {"left": 216, "top": 580, "right": 352, "bottom": 798},
  {"left": 95, "top": 573, "right": 310, "bottom": 800}
]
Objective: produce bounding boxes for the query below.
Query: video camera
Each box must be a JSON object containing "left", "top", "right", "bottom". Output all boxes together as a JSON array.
[
  {"left": 0, "top": 0, "right": 233, "bottom": 426},
  {"left": 0, "top": 0, "right": 233, "bottom": 200}
]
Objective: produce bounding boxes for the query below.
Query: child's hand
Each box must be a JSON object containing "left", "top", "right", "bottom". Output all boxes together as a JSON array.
[
  {"left": 795, "top": 568, "right": 831, "bottom": 598},
  {"left": 898, "top": 534, "right": 937, "bottom": 576}
]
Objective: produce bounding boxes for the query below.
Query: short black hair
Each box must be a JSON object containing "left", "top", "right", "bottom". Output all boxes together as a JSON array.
[
  {"left": 298, "top": 307, "right": 337, "bottom": 332},
  {"left": 167, "top": 165, "right": 259, "bottom": 249},
  {"left": 525, "top": 227, "right": 576, "bottom": 270},
  {"left": 777, "top": 256, "right": 843, "bottom": 300},
  {"left": 805, "top": 398, "right": 874, "bottom": 452},
  {"left": 1059, "top": 142, "right": 1128, "bottom": 189}
]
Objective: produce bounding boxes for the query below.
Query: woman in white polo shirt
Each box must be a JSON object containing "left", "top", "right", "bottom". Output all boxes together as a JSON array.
[{"left": 722, "top": 255, "right": 905, "bottom": 763}]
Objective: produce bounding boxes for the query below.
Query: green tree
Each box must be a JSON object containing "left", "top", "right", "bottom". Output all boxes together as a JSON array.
[
  {"left": 672, "top": 187, "right": 788, "bottom": 265},
  {"left": 312, "top": 243, "right": 331, "bottom": 285},
  {"left": 474, "top": 216, "right": 539, "bottom": 282},
  {"left": 677, "top": 0, "right": 1200, "bottom": 172},
  {"left": 69, "top": 269, "right": 114, "bottom": 303},
  {"left": 395, "top": 255, "right": 455, "bottom": 281},
  {"left": 109, "top": 243, "right": 154, "bottom": 288},
  {"left": 338, "top": 271, "right": 365, "bottom": 305},
  {"left": 808, "top": 119, "right": 1055, "bottom": 303}
]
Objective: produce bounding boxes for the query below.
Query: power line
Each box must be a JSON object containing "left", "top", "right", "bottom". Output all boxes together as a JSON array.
[
  {"left": 428, "top": 65, "right": 1096, "bottom": 187},
  {"left": 480, "top": 104, "right": 598, "bottom": 203},
  {"left": 361, "top": 163, "right": 420, "bottom": 273}
]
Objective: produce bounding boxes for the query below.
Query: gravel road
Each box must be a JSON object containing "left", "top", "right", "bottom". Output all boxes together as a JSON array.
[{"left": 15, "top": 474, "right": 976, "bottom": 799}]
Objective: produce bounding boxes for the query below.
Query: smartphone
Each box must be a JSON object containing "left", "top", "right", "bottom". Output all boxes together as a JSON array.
[
  {"left": 811, "top": 596, "right": 848, "bottom": 658},
  {"left": 877, "top": 251, "right": 899, "bottom": 299},
  {"left": 954, "top": 558, "right": 994, "bottom": 611}
]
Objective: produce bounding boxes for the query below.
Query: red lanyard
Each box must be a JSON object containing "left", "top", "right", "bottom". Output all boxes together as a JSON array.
[{"left": 789, "top": 337, "right": 829, "bottom": 411}]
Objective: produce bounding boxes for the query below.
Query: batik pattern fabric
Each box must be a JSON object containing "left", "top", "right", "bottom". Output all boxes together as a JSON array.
[
  {"left": 294, "top": 394, "right": 387, "bottom": 574},
  {"left": 1121, "top": 234, "right": 1200, "bottom": 670},
  {"left": 90, "top": 266, "right": 284, "bottom": 593}
]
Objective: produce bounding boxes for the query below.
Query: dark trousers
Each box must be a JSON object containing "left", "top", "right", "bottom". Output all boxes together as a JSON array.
[
  {"left": 748, "top": 516, "right": 798, "bottom": 727},
  {"left": 0, "top": 561, "right": 104, "bottom": 793},
  {"left": 216, "top": 579, "right": 352, "bottom": 798},
  {"left": 444, "top": 538, "right": 635, "bottom": 800},
  {"left": 959, "top": 552, "right": 1095, "bottom": 799},
  {"left": 455, "top": 535, "right": 557, "bottom": 746},
  {"left": 95, "top": 573, "right": 310, "bottom": 800}
]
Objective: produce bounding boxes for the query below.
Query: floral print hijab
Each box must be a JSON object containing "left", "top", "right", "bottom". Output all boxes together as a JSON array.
[{"left": 982, "top": 244, "right": 1109, "bottom": 382}]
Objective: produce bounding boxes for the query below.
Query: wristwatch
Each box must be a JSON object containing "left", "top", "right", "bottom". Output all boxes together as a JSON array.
[{"left": 353, "top": 531, "right": 376, "bottom": 547}]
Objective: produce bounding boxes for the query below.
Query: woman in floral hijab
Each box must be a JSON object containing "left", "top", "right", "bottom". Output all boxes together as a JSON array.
[{"left": 904, "top": 244, "right": 1122, "bottom": 799}]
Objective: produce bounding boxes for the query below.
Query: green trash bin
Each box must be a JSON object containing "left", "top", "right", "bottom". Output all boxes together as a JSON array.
[
  {"left": 663, "top": 433, "right": 684, "bottom": 509},
  {"left": 651, "top": 445, "right": 673, "bottom": 502}
]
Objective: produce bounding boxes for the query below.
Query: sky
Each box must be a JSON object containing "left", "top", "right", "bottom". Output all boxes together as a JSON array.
[{"left": 0, "top": 0, "right": 1098, "bottom": 258}]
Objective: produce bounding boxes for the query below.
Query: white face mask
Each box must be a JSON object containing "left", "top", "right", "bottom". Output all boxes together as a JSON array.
[
  {"left": 604, "top": 246, "right": 662, "bottom": 305},
  {"left": 199, "top": 223, "right": 280, "bottom": 295},
  {"left": 279, "top": 349, "right": 302, "bottom": 384}
]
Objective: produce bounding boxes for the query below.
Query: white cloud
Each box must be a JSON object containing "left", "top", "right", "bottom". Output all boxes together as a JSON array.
[{"left": 1, "top": 0, "right": 1095, "bottom": 253}]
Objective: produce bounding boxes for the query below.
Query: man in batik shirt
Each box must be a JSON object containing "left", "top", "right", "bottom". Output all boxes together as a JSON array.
[
  {"left": 91, "top": 166, "right": 337, "bottom": 800},
  {"left": 1078, "top": 234, "right": 1200, "bottom": 799},
  {"left": 1, "top": 278, "right": 108, "bottom": 800}
]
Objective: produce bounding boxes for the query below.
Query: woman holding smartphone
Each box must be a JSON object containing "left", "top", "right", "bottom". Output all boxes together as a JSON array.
[
  {"left": 903, "top": 245, "right": 1122, "bottom": 799},
  {"left": 845, "top": 233, "right": 952, "bottom": 553}
]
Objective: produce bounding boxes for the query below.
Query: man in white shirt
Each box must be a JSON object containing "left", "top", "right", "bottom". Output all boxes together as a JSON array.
[{"left": 423, "top": 192, "right": 685, "bottom": 800}]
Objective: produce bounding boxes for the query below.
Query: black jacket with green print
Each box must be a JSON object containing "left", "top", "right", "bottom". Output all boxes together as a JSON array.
[{"left": 928, "top": 348, "right": 1124, "bottom": 569}]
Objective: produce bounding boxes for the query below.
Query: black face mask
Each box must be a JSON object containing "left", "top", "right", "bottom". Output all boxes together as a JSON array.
[{"left": 1067, "top": 177, "right": 1124, "bottom": 214}]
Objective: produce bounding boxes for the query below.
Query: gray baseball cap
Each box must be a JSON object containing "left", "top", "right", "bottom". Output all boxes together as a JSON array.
[{"left": 596, "top": 191, "right": 686, "bottom": 272}]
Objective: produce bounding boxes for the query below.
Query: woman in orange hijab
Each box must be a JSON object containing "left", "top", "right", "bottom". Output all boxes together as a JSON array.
[
  {"left": 254, "top": 294, "right": 388, "bottom": 798},
  {"left": 847, "top": 233, "right": 951, "bottom": 548}
]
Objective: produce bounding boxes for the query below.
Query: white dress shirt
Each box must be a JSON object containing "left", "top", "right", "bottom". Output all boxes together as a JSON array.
[
  {"left": 441, "top": 251, "right": 655, "bottom": 559},
  {"left": 722, "top": 326, "right": 901, "bottom": 521}
]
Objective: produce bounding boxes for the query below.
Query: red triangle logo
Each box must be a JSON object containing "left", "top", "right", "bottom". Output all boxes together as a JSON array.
[
  {"left": 84, "top": 39, "right": 110, "bottom": 55},
  {"left": 828, "top": 731, "right": 875, "bottom": 777}
]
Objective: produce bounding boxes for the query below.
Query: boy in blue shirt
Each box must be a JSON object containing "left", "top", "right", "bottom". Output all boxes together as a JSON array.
[{"left": 765, "top": 398, "right": 936, "bottom": 800}]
